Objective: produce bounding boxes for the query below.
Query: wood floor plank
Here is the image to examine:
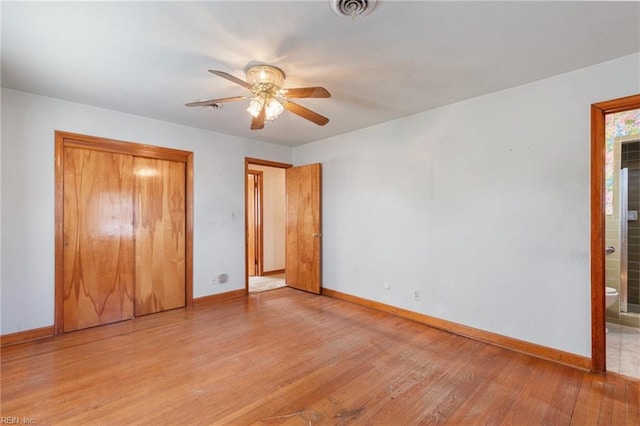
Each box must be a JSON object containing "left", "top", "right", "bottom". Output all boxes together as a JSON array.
[
  {"left": 622, "top": 378, "right": 640, "bottom": 425},
  {"left": 598, "top": 377, "right": 619, "bottom": 425},
  {"left": 500, "top": 360, "right": 575, "bottom": 425},
  {"left": 1, "top": 288, "right": 639, "bottom": 425},
  {"left": 571, "top": 374, "right": 605, "bottom": 425},
  {"left": 434, "top": 346, "right": 527, "bottom": 424}
]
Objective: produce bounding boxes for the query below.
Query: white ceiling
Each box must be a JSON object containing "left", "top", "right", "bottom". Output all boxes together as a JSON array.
[{"left": 2, "top": 1, "right": 639, "bottom": 147}]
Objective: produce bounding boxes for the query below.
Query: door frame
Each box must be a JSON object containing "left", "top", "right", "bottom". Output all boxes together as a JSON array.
[
  {"left": 54, "top": 131, "right": 194, "bottom": 335},
  {"left": 244, "top": 158, "right": 292, "bottom": 293},
  {"left": 590, "top": 94, "right": 640, "bottom": 373},
  {"left": 247, "top": 169, "right": 264, "bottom": 277}
]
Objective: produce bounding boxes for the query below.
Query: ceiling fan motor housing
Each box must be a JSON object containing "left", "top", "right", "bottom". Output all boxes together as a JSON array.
[{"left": 245, "top": 65, "right": 286, "bottom": 95}]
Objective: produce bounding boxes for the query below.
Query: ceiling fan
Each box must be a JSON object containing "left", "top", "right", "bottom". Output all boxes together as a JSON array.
[{"left": 186, "top": 64, "right": 331, "bottom": 130}]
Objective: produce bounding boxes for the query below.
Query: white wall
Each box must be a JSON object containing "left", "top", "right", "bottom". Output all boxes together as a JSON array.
[
  {"left": 293, "top": 53, "right": 640, "bottom": 357},
  {"left": 3, "top": 53, "right": 639, "bottom": 359},
  {"left": 0, "top": 88, "right": 291, "bottom": 334},
  {"left": 250, "top": 165, "right": 285, "bottom": 272}
]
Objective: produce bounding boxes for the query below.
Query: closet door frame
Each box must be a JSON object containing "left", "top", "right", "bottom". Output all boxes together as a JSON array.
[{"left": 54, "top": 131, "right": 194, "bottom": 335}]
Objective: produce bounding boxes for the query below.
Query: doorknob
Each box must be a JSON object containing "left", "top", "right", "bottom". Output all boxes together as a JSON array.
[
  {"left": 312, "top": 233, "right": 322, "bottom": 238},
  {"left": 606, "top": 246, "right": 616, "bottom": 254}
]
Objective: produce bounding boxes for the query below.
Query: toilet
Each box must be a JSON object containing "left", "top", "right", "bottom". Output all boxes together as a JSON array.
[
  {"left": 605, "top": 287, "right": 619, "bottom": 335},
  {"left": 605, "top": 286, "right": 619, "bottom": 309}
]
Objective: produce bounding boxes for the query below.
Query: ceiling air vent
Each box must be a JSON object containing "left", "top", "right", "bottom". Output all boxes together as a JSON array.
[{"left": 330, "top": 0, "right": 377, "bottom": 19}]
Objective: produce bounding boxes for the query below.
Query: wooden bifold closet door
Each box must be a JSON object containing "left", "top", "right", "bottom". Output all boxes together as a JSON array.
[
  {"left": 56, "top": 132, "right": 192, "bottom": 334},
  {"left": 134, "top": 157, "right": 186, "bottom": 316},
  {"left": 62, "top": 148, "right": 135, "bottom": 332}
]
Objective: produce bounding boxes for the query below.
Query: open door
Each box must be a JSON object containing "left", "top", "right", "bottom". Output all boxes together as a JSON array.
[{"left": 285, "top": 163, "right": 322, "bottom": 294}]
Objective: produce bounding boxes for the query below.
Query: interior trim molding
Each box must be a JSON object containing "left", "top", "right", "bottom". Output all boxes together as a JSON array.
[
  {"left": 322, "top": 288, "right": 591, "bottom": 371},
  {"left": 263, "top": 269, "right": 285, "bottom": 276},
  {"left": 2, "top": 289, "right": 244, "bottom": 347},
  {"left": 590, "top": 93, "right": 640, "bottom": 375},
  {"left": 247, "top": 169, "right": 264, "bottom": 277},
  {"left": 2, "top": 287, "right": 243, "bottom": 345},
  {"left": 1, "top": 326, "right": 55, "bottom": 348},
  {"left": 245, "top": 157, "right": 293, "bottom": 169},
  {"left": 193, "top": 289, "right": 246, "bottom": 307}
]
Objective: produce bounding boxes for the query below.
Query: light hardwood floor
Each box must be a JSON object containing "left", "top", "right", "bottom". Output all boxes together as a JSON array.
[{"left": 1, "top": 288, "right": 638, "bottom": 425}]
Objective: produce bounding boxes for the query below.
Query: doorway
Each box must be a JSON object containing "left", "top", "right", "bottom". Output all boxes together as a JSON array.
[
  {"left": 245, "top": 158, "right": 323, "bottom": 295},
  {"left": 601, "top": 107, "right": 640, "bottom": 378},
  {"left": 591, "top": 94, "right": 640, "bottom": 375},
  {"left": 246, "top": 158, "right": 290, "bottom": 293}
]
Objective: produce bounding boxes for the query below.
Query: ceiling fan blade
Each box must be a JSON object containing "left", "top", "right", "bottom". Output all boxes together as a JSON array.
[
  {"left": 185, "top": 96, "right": 247, "bottom": 107},
  {"left": 282, "top": 87, "right": 331, "bottom": 99},
  {"left": 208, "top": 70, "right": 252, "bottom": 90},
  {"left": 251, "top": 103, "right": 267, "bottom": 130},
  {"left": 283, "top": 101, "right": 329, "bottom": 126}
]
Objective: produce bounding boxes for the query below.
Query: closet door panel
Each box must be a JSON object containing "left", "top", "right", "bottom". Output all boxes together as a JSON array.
[
  {"left": 134, "top": 157, "right": 186, "bottom": 315},
  {"left": 63, "top": 147, "right": 135, "bottom": 332}
]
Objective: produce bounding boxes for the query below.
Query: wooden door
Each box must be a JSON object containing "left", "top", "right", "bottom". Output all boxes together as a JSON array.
[
  {"left": 134, "top": 157, "right": 186, "bottom": 316},
  {"left": 285, "top": 163, "right": 322, "bottom": 294},
  {"left": 63, "top": 147, "right": 135, "bottom": 332}
]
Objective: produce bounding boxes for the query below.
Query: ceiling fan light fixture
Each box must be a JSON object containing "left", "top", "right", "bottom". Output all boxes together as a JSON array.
[
  {"left": 247, "top": 96, "right": 284, "bottom": 121},
  {"left": 265, "top": 98, "right": 284, "bottom": 120},
  {"left": 244, "top": 65, "right": 286, "bottom": 122},
  {"left": 246, "top": 98, "right": 263, "bottom": 118}
]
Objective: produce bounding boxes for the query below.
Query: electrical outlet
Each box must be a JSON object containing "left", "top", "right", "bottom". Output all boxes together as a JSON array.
[
  {"left": 383, "top": 282, "right": 391, "bottom": 290},
  {"left": 212, "top": 273, "right": 229, "bottom": 285},
  {"left": 413, "top": 290, "right": 420, "bottom": 301}
]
